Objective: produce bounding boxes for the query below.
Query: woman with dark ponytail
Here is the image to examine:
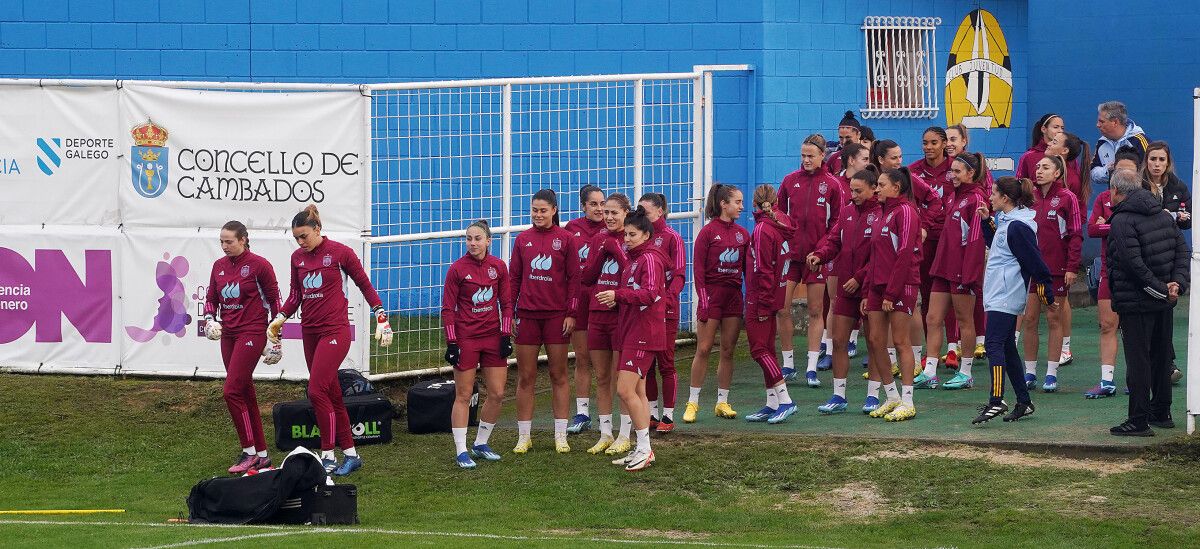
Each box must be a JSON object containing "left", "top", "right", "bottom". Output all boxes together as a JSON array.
[
  {"left": 919, "top": 152, "right": 991, "bottom": 391},
  {"left": 973, "top": 177, "right": 1056, "bottom": 424},
  {"left": 1016, "top": 113, "right": 1065, "bottom": 180},
  {"left": 509, "top": 188, "right": 581, "bottom": 454},
  {"left": 204, "top": 220, "right": 281, "bottom": 474},
  {"left": 684, "top": 184, "right": 749, "bottom": 423},
  {"left": 637, "top": 192, "right": 687, "bottom": 433},
  {"left": 271, "top": 205, "right": 392, "bottom": 477},
  {"left": 564, "top": 185, "right": 607, "bottom": 435}
]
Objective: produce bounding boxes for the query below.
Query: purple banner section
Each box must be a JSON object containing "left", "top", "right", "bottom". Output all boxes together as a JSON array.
[{"left": 0, "top": 247, "right": 113, "bottom": 344}]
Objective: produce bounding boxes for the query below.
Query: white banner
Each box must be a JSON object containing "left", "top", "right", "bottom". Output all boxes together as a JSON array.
[
  {"left": 0, "top": 226, "right": 122, "bottom": 371},
  {"left": 118, "top": 85, "right": 367, "bottom": 233},
  {"left": 0, "top": 87, "right": 120, "bottom": 226},
  {"left": 119, "top": 228, "right": 369, "bottom": 379}
]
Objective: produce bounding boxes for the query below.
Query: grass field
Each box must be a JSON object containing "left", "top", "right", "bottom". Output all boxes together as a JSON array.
[{"left": 1, "top": 301, "right": 1196, "bottom": 548}]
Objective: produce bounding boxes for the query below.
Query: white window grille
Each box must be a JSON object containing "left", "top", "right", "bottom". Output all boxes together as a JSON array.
[{"left": 861, "top": 16, "right": 942, "bottom": 119}]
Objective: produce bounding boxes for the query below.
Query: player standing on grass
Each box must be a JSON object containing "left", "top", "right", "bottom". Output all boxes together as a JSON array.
[
  {"left": 945, "top": 123, "right": 991, "bottom": 359},
  {"left": 909, "top": 127, "right": 963, "bottom": 370},
  {"left": 508, "top": 189, "right": 581, "bottom": 454},
  {"left": 1044, "top": 130, "right": 1091, "bottom": 367},
  {"left": 595, "top": 207, "right": 668, "bottom": 471},
  {"left": 269, "top": 205, "right": 393, "bottom": 476},
  {"left": 917, "top": 153, "right": 990, "bottom": 391},
  {"left": 861, "top": 168, "right": 922, "bottom": 422},
  {"left": 564, "top": 185, "right": 607, "bottom": 435},
  {"left": 807, "top": 166, "right": 882, "bottom": 414},
  {"left": 581, "top": 193, "right": 632, "bottom": 456},
  {"left": 1021, "top": 156, "right": 1082, "bottom": 393},
  {"left": 441, "top": 220, "right": 514, "bottom": 469},
  {"left": 777, "top": 134, "right": 845, "bottom": 387},
  {"left": 743, "top": 185, "right": 799, "bottom": 425},
  {"left": 684, "top": 184, "right": 749, "bottom": 423},
  {"left": 204, "top": 220, "right": 281, "bottom": 475},
  {"left": 973, "top": 177, "right": 1056, "bottom": 424},
  {"left": 638, "top": 193, "right": 686, "bottom": 433}
]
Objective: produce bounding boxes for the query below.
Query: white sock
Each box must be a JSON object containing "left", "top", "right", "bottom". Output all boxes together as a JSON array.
[
  {"left": 850, "top": 329, "right": 860, "bottom": 343},
  {"left": 776, "top": 383, "right": 793, "bottom": 405},
  {"left": 554, "top": 418, "right": 568, "bottom": 439},
  {"left": 599, "top": 414, "right": 613, "bottom": 437},
  {"left": 688, "top": 386, "right": 702, "bottom": 405},
  {"left": 1061, "top": 337, "right": 1071, "bottom": 353},
  {"left": 782, "top": 350, "right": 795, "bottom": 370},
  {"left": 1101, "top": 364, "right": 1115, "bottom": 383},
  {"left": 911, "top": 346, "right": 922, "bottom": 364},
  {"left": 948, "top": 342, "right": 959, "bottom": 354},
  {"left": 474, "top": 421, "right": 494, "bottom": 446},
  {"left": 1046, "top": 361, "right": 1059, "bottom": 378},
  {"left": 619, "top": 414, "right": 631, "bottom": 439},
  {"left": 1024, "top": 361, "right": 1036, "bottom": 375},
  {"left": 649, "top": 400, "right": 660, "bottom": 417},
  {"left": 257, "top": 450, "right": 268, "bottom": 458},
  {"left": 901, "top": 385, "right": 914, "bottom": 406},
  {"left": 242, "top": 446, "right": 255, "bottom": 455},
  {"left": 343, "top": 447, "right": 358, "bottom": 458},
  {"left": 766, "top": 386, "right": 779, "bottom": 409},
  {"left": 635, "top": 428, "right": 651, "bottom": 452},
  {"left": 806, "top": 351, "right": 820, "bottom": 373},
  {"left": 884, "top": 382, "right": 900, "bottom": 401},
  {"left": 576, "top": 398, "right": 590, "bottom": 417},
  {"left": 976, "top": 335, "right": 985, "bottom": 346},
  {"left": 922, "top": 356, "right": 938, "bottom": 377},
  {"left": 960, "top": 357, "right": 973, "bottom": 378},
  {"left": 867, "top": 380, "right": 881, "bottom": 399},
  {"left": 822, "top": 328, "right": 830, "bottom": 342},
  {"left": 517, "top": 420, "right": 532, "bottom": 441},
  {"left": 321, "top": 450, "right": 335, "bottom": 461},
  {"left": 833, "top": 378, "right": 847, "bottom": 399},
  {"left": 717, "top": 388, "right": 729, "bottom": 404},
  {"left": 822, "top": 336, "right": 832, "bottom": 351},
  {"left": 452, "top": 427, "right": 468, "bottom": 455},
  {"left": 1014, "top": 331, "right": 1021, "bottom": 346},
  {"left": 663, "top": 407, "right": 674, "bottom": 421},
  {"left": 887, "top": 347, "right": 898, "bottom": 364}
]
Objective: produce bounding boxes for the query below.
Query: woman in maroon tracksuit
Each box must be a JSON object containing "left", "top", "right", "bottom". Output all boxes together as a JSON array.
[
  {"left": 861, "top": 168, "right": 923, "bottom": 422},
  {"left": 509, "top": 189, "right": 581, "bottom": 454},
  {"left": 638, "top": 193, "right": 686, "bottom": 432},
  {"left": 1022, "top": 155, "right": 1082, "bottom": 393},
  {"left": 1016, "top": 113, "right": 1064, "bottom": 180},
  {"left": 742, "top": 185, "right": 798, "bottom": 424},
  {"left": 564, "top": 185, "right": 607, "bottom": 434},
  {"left": 945, "top": 123, "right": 993, "bottom": 360},
  {"left": 595, "top": 207, "right": 668, "bottom": 471},
  {"left": 441, "top": 219, "right": 514, "bottom": 469},
  {"left": 908, "top": 127, "right": 961, "bottom": 364},
  {"left": 270, "top": 205, "right": 393, "bottom": 476},
  {"left": 685, "top": 184, "right": 749, "bottom": 421},
  {"left": 580, "top": 193, "right": 631, "bottom": 455},
  {"left": 777, "top": 134, "right": 845, "bottom": 385},
  {"left": 204, "top": 220, "right": 281, "bottom": 475},
  {"left": 1085, "top": 178, "right": 1123, "bottom": 399},
  {"left": 808, "top": 166, "right": 881, "bottom": 414},
  {"left": 922, "top": 153, "right": 990, "bottom": 390}
]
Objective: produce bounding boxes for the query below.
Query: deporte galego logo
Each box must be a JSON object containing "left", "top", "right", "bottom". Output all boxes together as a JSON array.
[{"left": 36, "top": 136, "right": 114, "bottom": 176}]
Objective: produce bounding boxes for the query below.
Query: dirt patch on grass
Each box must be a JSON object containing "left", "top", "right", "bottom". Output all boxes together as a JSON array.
[
  {"left": 618, "top": 529, "right": 711, "bottom": 540},
  {"left": 851, "top": 444, "right": 1142, "bottom": 477},
  {"left": 787, "top": 481, "right": 914, "bottom": 519}
]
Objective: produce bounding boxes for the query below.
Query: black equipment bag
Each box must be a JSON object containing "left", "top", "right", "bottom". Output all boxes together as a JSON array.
[
  {"left": 187, "top": 450, "right": 327, "bottom": 524},
  {"left": 273, "top": 393, "right": 395, "bottom": 451},
  {"left": 406, "top": 379, "right": 477, "bottom": 434},
  {"left": 274, "top": 484, "right": 359, "bottom": 525},
  {"left": 338, "top": 368, "right": 375, "bottom": 397}
]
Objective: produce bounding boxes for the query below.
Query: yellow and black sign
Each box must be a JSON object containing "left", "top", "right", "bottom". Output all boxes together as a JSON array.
[{"left": 945, "top": 9, "right": 1012, "bottom": 129}]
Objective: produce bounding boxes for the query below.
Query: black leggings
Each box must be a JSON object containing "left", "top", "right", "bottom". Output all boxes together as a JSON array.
[{"left": 984, "top": 311, "right": 1031, "bottom": 405}]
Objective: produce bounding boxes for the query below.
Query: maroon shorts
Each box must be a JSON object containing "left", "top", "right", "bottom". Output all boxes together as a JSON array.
[
  {"left": 456, "top": 335, "right": 507, "bottom": 371},
  {"left": 514, "top": 314, "right": 570, "bottom": 346},
  {"left": 586, "top": 314, "right": 618, "bottom": 351},
  {"left": 931, "top": 276, "right": 981, "bottom": 296},
  {"left": 702, "top": 285, "right": 744, "bottom": 320},
  {"left": 618, "top": 348, "right": 655, "bottom": 377},
  {"left": 832, "top": 295, "right": 863, "bottom": 321},
  {"left": 1028, "top": 275, "right": 1067, "bottom": 296},
  {"left": 787, "top": 259, "right": 825, "bottom": 284},
  {"left": 1098, "top": 273, "right": 1111, "bottom": 301},
  {"left": 865, "top": 284, "right": 917, "bottom": 316}
]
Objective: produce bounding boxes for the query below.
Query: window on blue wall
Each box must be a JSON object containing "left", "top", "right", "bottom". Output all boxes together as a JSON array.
[{"left": 861, "top": 16, "right": 942, "bottom": 119}]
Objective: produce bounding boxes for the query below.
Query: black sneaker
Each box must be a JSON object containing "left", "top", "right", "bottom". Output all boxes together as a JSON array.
[
  {"left": 972, "top": 401, "right": 1009, "bottom": 424},
  {"left": 1110, "top": 421, "right": 1154, "bottom": 437},
  {"left": 1148, "top": 415, "right": 1175, "bottom": 429},
  {"left": 1002, "top": 402, "right": 1035, "bottom": 422},
  {"left": 648, "top": 415, "right": 659, "bottom": 430}
]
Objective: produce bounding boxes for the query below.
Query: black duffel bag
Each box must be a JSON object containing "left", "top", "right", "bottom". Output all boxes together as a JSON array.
[
  {"left": 274, "top": 483, "right": 359, "bottom": 525},
  {"left": 187, "top": 449, "right": 327, "bottom": 524},
  {"left": 273, "top": 393, "right": 395, "bottom": 451},
  {"left": 407, "top": 379, "right": 477, "bottom": 434}
]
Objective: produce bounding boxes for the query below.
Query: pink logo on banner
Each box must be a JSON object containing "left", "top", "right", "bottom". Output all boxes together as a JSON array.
[
  {"left": 125, "top": 253, "right": 192, "bottom": 342},
  {"left": 0, "top": 248, "right": 113, "bottom": 343}
]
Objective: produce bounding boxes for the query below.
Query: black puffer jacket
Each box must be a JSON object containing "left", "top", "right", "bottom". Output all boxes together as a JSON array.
[
  {"left": 1158, "top": 172, "right": 1191, "bottom": 230},
  {"left": 1106, "top": 188, "right": 1190, "bottom": 313}
]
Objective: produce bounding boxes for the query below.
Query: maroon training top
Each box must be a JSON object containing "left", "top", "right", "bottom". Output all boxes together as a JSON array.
[
  {"left": 441, "top": 253, "right": 513, "bottom": 343},
  {"left": 280, "top": 238, "right": 382, "bottom": 333},
  {"left": 204, "top": 250, "right": 281, "bottom": 336},
  {"left": 509, "top": 224, "right": 581, "bottom": 319}
]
